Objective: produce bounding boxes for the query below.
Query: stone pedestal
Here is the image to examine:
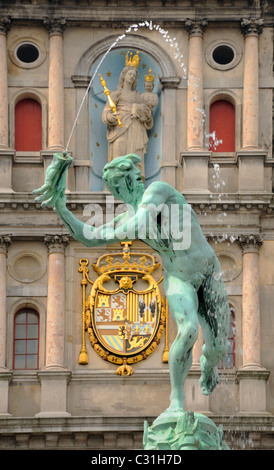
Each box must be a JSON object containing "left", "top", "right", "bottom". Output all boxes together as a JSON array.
[
  {"left": 36, "top": 370, "right": 71, "bottom": 418},
  {"left": 236, "top": 369, "right": 270, "bottom": 415},
  {"left": 237, "top": 150, "right": 266, "bottom": 192},
  {"left": 181, "top": 151, "right": 211, "bottom": 192},
  {"left": 0, "top": 370, "right": 12, "bottom": 416},
  {"left": 0, "top": 150, "right": 15, "bottom": 193},
  {"left": 143, "top": 410, "right": 229, "bottom": 450}
]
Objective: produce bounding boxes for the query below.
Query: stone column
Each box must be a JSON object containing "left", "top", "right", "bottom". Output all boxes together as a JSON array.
[
  {"left": 43, "top": 17, "right": 66, "bottom": 152},
  {"left": 0, "top": 17, "right": 10, "bottom": 150},
  {"left": 181, "top": 19, "right": 210, "bottom": 193},
  {"left": 238, "top": 18, "right": 266, "bottom": 192},
  {"left": 43, "top": 234, "right": 69, "bottom": 370},
  {"left": 0, "top": 235, "right": 12, "bottom": 416},
  {"left": 241, "top": 18, "right": 263, "bottom": 149},
  {"left": 36, "top": 234, "right": 71, "bottom": 418},
  {"left": 236, "top": 234, "right": 270, "bottom": 414},
  {"left": 185, "top": 19, "right": 207, "bottom": 151},
  {"left": 0, "top": 16, "right": 14, "bottom": 192}
]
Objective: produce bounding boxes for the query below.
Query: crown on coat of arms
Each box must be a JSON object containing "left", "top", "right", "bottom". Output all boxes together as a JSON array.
[
  {"left": 92, "top": 241, "right": 160, "bottom": 276},
  {"left": 125, "top": 50, "right": 140, "bottom": 68}
]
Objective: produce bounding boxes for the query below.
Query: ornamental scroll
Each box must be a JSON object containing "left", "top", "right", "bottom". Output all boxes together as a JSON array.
[{"left": 78, "top": 242, "right": 169, "bottom": 376}]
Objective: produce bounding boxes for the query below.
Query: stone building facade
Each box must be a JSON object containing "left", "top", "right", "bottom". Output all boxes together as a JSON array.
[{"left": 0, "top": 0, "right": 274, "bottom": 450}]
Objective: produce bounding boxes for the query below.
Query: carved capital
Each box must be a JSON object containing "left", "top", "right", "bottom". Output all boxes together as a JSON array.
[
  {"left": 0, "top": 235, "right": 11, "bottom": 254},
  {"left": 238, "top": 234, "right": 263, "bottom": 253},
  {"left": 185, "top": 19, "right": 208, "bottom": 38},
  {"left": 43, "top": 17, "right": 67, "bottom": 37},
  {"left": 240, "top": 18, "right": 264, "bottom": 37},
  {"left": 44, "top": 234, "right": 69, "bottom": 254},
  {"left": 0, "top": 16, "right": 11, "bottom": 35}
]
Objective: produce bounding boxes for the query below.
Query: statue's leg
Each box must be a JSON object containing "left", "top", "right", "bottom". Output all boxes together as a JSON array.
[
  {"left": 164, "top": 275, "right": 199, "bottom": 412},
  {"left": 197, "top": 263, "right": 230, "bottom": 396}
]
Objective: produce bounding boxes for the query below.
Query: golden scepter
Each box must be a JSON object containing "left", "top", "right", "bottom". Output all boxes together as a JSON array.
[{"left": 99, "top": 73, "right": 123, "bottom": 127}]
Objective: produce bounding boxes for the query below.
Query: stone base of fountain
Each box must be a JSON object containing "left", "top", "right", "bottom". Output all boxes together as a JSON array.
[{"left": 143, "top": 410, "right": 230, "bottom": 450}]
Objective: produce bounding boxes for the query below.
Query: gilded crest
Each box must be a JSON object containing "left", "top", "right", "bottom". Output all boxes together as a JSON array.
[{"left": 78, "top": 242, "right": 169, "bottom": 375}]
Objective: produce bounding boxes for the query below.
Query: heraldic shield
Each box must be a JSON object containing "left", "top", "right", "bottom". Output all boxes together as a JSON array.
[{"left": 78, "top": 242, "right": 169, "bottom": 375}]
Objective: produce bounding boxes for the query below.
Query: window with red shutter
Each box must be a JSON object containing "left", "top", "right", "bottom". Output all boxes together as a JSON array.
[
  {"left": 209, "top": 100, "right": 235, "bottom": 152},
  {"left": 15, "top": 98, "right": 42, "bottom": 151}
]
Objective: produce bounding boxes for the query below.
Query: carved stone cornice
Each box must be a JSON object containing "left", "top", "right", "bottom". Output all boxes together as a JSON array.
[
  {"left": 43, "top": 17, "right": 67, "bottom": 36},
  {"left": 185, "top": 19, "right": 208, "bottom": 38},
  {"left": 240, "top": 18, "right": 264, "bottom": 37},
  {"left": 238, "top": 234, "right": 263, "bottom": 253},
  {"left": 0, "top": 16, "right": 11, "bottom": 35},
  {"left": 0, "top": 235, "right": 11, "bottom": 254},
  {"left": 44, "top": 234, "right": 69, "bottom": 254}
]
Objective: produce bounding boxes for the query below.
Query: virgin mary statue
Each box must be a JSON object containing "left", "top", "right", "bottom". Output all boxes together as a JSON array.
[{"left": 101, "top": 51, "right": 154, "bottom": 179}]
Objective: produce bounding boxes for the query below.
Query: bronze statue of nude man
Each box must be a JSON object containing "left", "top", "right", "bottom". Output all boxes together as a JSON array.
[{"left": 33, "top": 152, "right": 229, "bottom": 417}]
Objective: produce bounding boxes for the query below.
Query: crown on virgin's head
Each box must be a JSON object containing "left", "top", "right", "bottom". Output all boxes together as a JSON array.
[
  {"left": 125, "top": 50, "right": 140, "bottom": 68},
  {"left": 144, "top": 68, "right": 154, "bottom": 82}
]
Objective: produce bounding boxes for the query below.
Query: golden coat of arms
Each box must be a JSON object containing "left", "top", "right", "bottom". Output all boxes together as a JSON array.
[{"left": 78, "top": 242, "right": 169, "bottom": 375}]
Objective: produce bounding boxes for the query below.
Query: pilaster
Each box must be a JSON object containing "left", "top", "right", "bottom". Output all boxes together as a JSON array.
[
  {"left": 0, "top": 17, "right": 14, "bottom": 193},
  {"left": 159, "top": 76, "right": 180, "bottom": 187},
  {"left": 0, "top": 235, "right": 12, "bottom": 416},
  {"left": 0, "top": 16, "right": 10, "bottom": 150}
]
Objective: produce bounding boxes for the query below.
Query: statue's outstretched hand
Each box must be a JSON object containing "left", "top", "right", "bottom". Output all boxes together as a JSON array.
[{"left": 32, "top": 152, "right": 73, "bottom": 208}]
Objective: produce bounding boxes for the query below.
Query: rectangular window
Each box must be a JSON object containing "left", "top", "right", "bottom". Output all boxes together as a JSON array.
[{"left": 13, "top": 308, "right": 39, "bottom": 370}]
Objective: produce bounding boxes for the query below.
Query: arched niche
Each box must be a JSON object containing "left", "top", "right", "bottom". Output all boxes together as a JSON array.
[{"left": 73, "top": 34, "right": 178, "bottom": 191}]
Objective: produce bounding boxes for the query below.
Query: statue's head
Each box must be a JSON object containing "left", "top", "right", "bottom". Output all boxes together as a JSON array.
[
  {"left": 102, "top": 154, "right": 144, "bottom": 205},
  {"left": 118, "top": 65, "right": 139, "bottom": 91}
]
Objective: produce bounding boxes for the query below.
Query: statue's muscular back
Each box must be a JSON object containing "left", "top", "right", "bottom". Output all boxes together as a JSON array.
[{"left": 138, "top": 181, "right": 217, "bottom": 289}]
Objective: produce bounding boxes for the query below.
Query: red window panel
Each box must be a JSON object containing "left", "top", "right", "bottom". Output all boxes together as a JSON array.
[
  {"left": 209, "top": 100, "right": 235, "bottom": 152},
  {"left": 15, "top": 98, "right": 42, "bottom": 151},
  {"left": 13, "top": 308, "right": 39, "bottom": 370}
]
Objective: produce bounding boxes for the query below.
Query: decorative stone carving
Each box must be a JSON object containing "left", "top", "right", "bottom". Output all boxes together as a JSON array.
[
  {"left": 240, "top": 18, "right": 264, "bottom": 37},
  {"left": 0, "top": 16, "right": 11, "bottom": 35},
  {"left": 44, "top": 234, "right": 69, "bottom": 253},
  {"left": 0, "top": 235, "right": 11, "bottom": 254},
  {"left": 238, "top": 234, "right": 263, "bottom": 253},
  {"left": 43, "top": 17, "right": 67, "bottom": 36},
  {"left": 185, "top": 19, "right": 208, "bottom": 37}
]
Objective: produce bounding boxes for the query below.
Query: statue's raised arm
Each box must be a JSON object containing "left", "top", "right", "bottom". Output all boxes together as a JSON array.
[{"left": 33, "top": 152, "right": 145, "bottom": 247}]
